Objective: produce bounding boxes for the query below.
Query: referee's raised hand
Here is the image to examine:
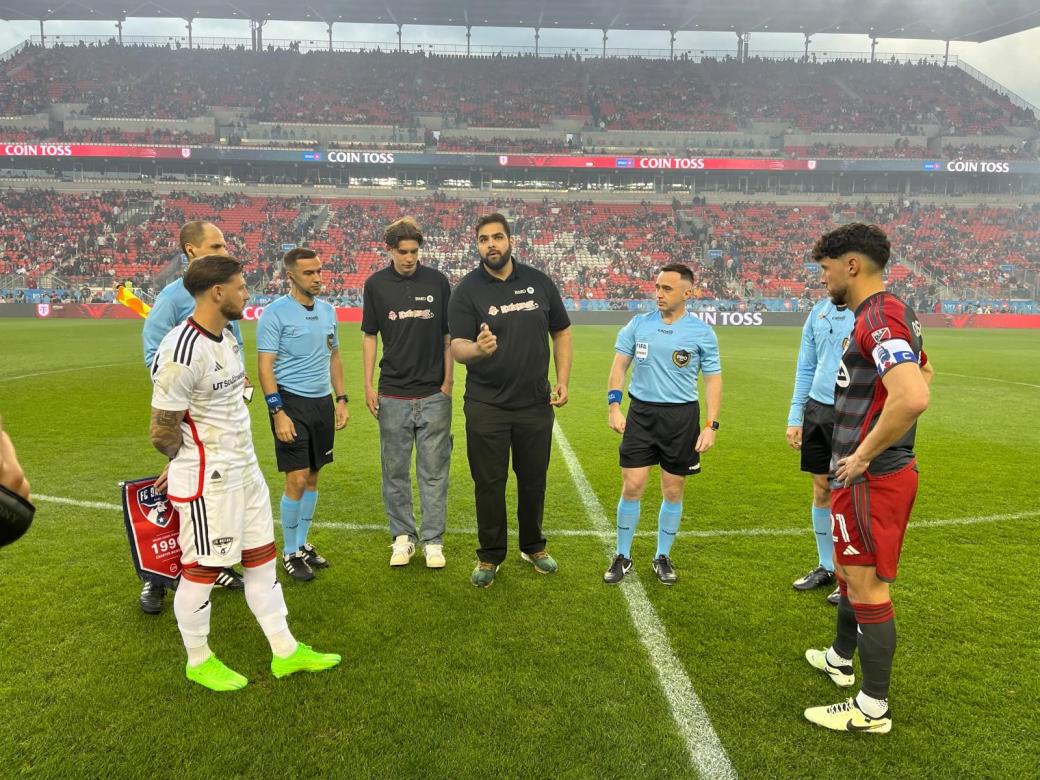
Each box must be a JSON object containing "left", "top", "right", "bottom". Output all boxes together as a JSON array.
[{"left": 476, "top": 323, "right": 498, "bottom": 357}]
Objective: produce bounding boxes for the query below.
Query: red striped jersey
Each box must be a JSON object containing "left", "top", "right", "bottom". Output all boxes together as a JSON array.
[{"left": 830, "top": 292, "right": 928, "bottom": 485}]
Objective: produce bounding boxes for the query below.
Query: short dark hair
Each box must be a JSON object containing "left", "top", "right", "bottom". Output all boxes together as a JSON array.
[
  {"left": 659, "top": 263, "right": 695, "bottom": 285},
  {"left": 179, "top": 220, "right": 211, "bottom": 255},
  {"left": 384, "top": 216, "right": 424, "bottom": 248},
  {"left": 475, "top": 213, "right": 511, "bottom": 238},
  {"left": 812, "top": 223, "right": 891, "bottom": 269},
  {"left": 282, "top": 247, "right": 318, "bottom": 268},
  {"left": 183, "top": 255, "right": 243, "bottom": 296}
]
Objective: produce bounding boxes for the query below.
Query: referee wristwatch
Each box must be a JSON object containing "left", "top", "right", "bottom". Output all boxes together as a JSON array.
[
  {"left": 706, "top": 419, "right": 720, "bottom": 431},
  {"left": 335, "top": 394, "right": 349, "bottom": 404}
]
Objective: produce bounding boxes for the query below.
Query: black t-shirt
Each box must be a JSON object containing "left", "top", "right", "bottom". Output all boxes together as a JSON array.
[
  {"left": 361, "top": 263, "right": 451, "bottom": 397},
  {"left": 448, "top": 260, "right": 571, "bottom": 410}
]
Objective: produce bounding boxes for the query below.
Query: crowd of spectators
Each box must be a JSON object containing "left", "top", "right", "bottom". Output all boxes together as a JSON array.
[
  {"left": 3, "top": 43, "right": 1036, "bottom": 136},
  {"left": 1, "top": 188, "right": 1037, "bottom": 306}
]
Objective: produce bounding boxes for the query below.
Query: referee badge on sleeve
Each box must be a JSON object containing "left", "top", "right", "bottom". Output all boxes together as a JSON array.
[
  {"left": 672, "top": 349, "right": 691, "bottom": 368},
  {"left": 635, "top": 342, "right": 649, "bottom": 362},
  {"left": 326, "top": 333, "right": 335, "bottom": 350}
]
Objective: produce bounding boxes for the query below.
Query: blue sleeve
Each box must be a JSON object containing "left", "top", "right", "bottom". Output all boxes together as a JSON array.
[
  {"left": 142, "top": 293, "right": 179, "bottom": 367},
  {"left": 787, "top": 313, "right": 818, "bottom": 426},
  {"left": 327, "top": 306, "right": 339, "bottom": 349},
  {"left": 698, "top": 327, "right": 722, "bottom": 375},
  {"left": 614, "top": 316, "right": 637, "bottom": 356},
  {"left": 256, "top": 307, "right": 281, "bottom": 353},
  {"left": 229, "top": 320, "right": 244, "bottom": 352}
]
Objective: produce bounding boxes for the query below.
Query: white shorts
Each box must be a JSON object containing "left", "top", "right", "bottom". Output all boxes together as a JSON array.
[{"left": 172, "top": 473, "right": 274, "bottom": 569}]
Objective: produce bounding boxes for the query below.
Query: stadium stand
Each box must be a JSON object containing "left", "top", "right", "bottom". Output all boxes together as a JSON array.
[
  {"left": 3, "top": 188, "right": 1036, "bottom": 311},
  {"left": 2, "top": 43, "right": 1037, "bottom": 142}
]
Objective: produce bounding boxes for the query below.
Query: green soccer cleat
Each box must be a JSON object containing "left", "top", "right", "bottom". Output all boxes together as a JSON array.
[
  {"left": 185, "top": 654, "right": 248, "bottom": 692},
  {"left": 471, "top": 561, "right": 498, "bottom": 588},
  {"left": 804, "top": 697, "right": 892, "bottom": 734},
  {"left": 520, "top": 550, "right": 558, "bottom": 574},
  {"left": 271, "top": 642, "right": 342, "bottom": 679}
]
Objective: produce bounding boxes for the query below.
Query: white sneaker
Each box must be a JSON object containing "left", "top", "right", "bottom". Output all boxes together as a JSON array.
[
  {"left": 424, "top": 544, "right": 446, "bottom": 569},
  {"left": 389, "top": 535, "right": 415, "bottom": 567}
]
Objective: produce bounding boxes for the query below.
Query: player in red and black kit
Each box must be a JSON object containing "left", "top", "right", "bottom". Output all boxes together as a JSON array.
[{"left": 801, "top": 223, "right": 934, "bottom": 734}]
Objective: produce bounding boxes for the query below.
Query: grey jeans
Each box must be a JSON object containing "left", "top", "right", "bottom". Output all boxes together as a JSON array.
[{"left": 378, "top": 392, "right": 452, "bottom": 545}]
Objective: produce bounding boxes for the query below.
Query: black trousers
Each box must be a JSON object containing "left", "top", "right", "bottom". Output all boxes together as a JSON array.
[{"left": 464, "top": 399, "right": 554, "bottom": 565}]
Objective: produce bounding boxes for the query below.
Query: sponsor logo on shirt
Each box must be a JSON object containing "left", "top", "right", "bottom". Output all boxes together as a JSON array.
[
  {"left": 212, "top": 370, "right": 246, "bottom": 391},
  {"left": 391, "top": 308, "right": 434, "bottom": 320},
  {"left": 513, "top": 287, "right": 535, "bottom": 295},
  {"left": 415, "top": 295, "right": 434, "bottom": 302},
  {"left": 490, "top": 301, "right": 538, "bottom": 315}
]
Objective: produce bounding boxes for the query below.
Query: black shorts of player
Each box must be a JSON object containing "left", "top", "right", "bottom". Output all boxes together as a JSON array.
[
  {"left": 800, "top": 397, "right": 835, "bottom": 475},
  {"left": 270, "top": 388, "right": 335, "bottom": 473},
  {"left": 619, "top": 397, "right": 701, "bottom": 477}
]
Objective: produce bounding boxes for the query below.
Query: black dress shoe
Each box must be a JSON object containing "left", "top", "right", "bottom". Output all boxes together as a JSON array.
[{"left": 139, "top": 580, "right": 165, "bottom": 615}]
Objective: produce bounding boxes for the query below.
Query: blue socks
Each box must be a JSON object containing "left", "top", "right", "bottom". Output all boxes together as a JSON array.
[
  {"left": 656, "top": 500, "right": 683, "bottom": 558},
  {"left": 812, "top": 504, "right": 834, "bottom": 571},
  {"left": 298, "top": 490, "right": 318, "bottom": 548},
  {"left": 616, "top": 498, "right": 641, "bottom": 557},
  {"left": 280, "top": 495, "right": 301, "bottom": 556}
]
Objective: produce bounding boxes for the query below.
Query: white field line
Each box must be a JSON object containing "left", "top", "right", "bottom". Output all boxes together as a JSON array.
[
  {"left": 939, "top": 371, "right": 1040, "bottom": 389},
  {"left": 0, "top": 361, "right": 140, "bottom": 383},
  {"left": 551, "top": 421, "right": 737, "bottom": 780},
  {"left": 34, "top": 494, "right": 1039, "bottom": 539}
]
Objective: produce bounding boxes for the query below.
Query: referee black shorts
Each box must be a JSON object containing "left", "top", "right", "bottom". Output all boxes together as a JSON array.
[
  {"left": 619, "top": 398, "right": 701, "bottom": 477},
  {"left": 270, "top": 388, "right": 335, "bottom": 474},
  {"left": 800, "top": 397, "right": 835, "bottom": 475}
]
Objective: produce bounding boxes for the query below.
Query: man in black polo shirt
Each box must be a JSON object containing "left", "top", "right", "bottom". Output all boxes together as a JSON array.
[
  {"left": 448, "top": 212, "right": 572, "bottom": 588},
  {"left": 362, "top": 217, "right": 454, "bottom": 569}
]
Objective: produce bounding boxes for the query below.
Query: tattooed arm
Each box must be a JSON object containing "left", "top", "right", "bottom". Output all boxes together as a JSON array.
[{"left": 149, "top": 407, "right": 185, "bottom": 459}]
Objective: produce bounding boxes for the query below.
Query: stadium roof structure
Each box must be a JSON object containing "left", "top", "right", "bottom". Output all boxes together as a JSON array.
[{"left": 1, "top": 0, "right": 1038, "bottom": 44}]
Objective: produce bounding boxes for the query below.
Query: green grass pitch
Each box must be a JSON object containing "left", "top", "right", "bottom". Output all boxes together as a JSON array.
[{"left": 1, "top": 319, "right": 1038, "bottom": 778}]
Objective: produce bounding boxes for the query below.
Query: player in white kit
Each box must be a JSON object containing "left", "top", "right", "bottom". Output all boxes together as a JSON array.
[{"left": 149, "top": 255, "right": 340, "bottom": 691}]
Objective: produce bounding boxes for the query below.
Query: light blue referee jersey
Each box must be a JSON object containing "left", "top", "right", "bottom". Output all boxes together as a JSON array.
[
  {"left": 786, "top": 297, "right": 854, "bottom": 426},
  {"left": 142, "top": 277, "right": 243, "bottom": 367},
  {"left": 615, "top": 310, "right": 722, "bottom": 404},
  {"left": 256, "top": 295, "right": 339, "bottom": 398}
]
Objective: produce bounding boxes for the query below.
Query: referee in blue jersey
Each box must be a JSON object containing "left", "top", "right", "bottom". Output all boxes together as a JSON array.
[
  {"left": 786, "top": 297, "right": 853, "bottom": 605},
  {"left": 604, "top": 264, "right": 722, "bottom": 585},
  {"left": 137, "top": 220, "right": 246, "bottom": 615},
  {"left": 257, "top": 248, "right": 348, "bottom": 582}
]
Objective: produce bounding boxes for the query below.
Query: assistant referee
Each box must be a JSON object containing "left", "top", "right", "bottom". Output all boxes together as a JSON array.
[{"left": 448, "top": 213, "right": 572, "bottom": 589}]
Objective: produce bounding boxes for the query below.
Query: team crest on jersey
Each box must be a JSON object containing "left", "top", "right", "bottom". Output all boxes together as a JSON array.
[
  {"left": 137, "top": 485, "right": 174, "bottom": 528},
  {"left": 672, "top": 349, "right": 691, "bottom": 368},
  {"left": 212, "top": 537, "right": 235, "bottom": 556}
]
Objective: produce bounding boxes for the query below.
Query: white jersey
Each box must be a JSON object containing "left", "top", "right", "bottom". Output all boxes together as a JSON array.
[{"left": 151, "top": 318, "right": 260, "bottom": 501}]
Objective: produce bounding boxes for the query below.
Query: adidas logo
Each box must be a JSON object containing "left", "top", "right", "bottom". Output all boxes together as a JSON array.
[
  {"left": 843, "top": 544, "right": 860, "bottom": 556},
  {"left": 214, "top": 361, "right": 224, "bottom": 371}
]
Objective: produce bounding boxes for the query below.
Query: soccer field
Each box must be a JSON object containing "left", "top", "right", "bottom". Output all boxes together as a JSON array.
[{"left": 1, "top": 319, "right": 1038, "bottom": 778}]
